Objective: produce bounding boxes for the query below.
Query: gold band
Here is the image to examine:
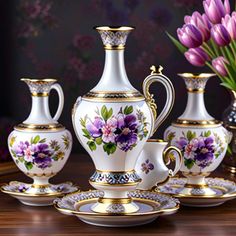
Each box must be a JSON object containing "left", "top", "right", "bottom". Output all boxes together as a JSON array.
[
  {"left": 104, "top": 45, "right": 125, "bottom": 50},
  {"left": 187, "top": 88, "right": 205, "bottom": 93},
  {"left": 31, "top": 92, "right": 49, "bottom": 97},
  {"left": 98, "top": 197, "right": 132, "bottom": 204},
  {"left": 172, "top": 119, "right": 222, "bottom": 127},
  {"left": 14, "top": 123, "right": 65, "bottom": 132},
  {"left": 184, "top": 183, "right": 208, "bottom": 189},
  {"left": 31, "top": 184, "right": 50, "bottom": 189}
]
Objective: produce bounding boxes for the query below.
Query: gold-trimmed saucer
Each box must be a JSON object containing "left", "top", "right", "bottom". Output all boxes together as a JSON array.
[
  {"left": 1, "top": 181, "right": 79, "bottom": 206},
  {"left": 53, "top": 190, "right": 179, "bottom": 227},
  {"left": 155, "top": 177, "right": 236, "bottom": 207}
]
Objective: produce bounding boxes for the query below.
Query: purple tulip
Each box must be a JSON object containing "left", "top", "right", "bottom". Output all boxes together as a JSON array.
[
  {"left": 212, "top": 56, "right": 229, "bottom": 76},
  {"left": 184, "top": 47, "right": 210, "bottom": 67},
  {"left": 222, "top": 14, "right": 236, "bottom": 40},
  {"left": 211, "top": 24, "right": 231, "bottom": 46},
  {"left": 177, "top": 24, "right": 203, "bottom": 48},
  {"left": 184, "top": 12, "right": 212, "bottom": 41},
  {"left": 203, "top": 0, "right": 230, "bottom": 24}
]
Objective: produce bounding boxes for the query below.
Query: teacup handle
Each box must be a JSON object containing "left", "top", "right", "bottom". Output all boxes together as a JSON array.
[
  {"left": 163, "top": 146, "right": 183, "bottom": 177},
  {"left": 50, "top": 83, "right": 64, "bottom": 121},
  {"left": 143, "top": 65, "right": 175, "bottom": 136}
]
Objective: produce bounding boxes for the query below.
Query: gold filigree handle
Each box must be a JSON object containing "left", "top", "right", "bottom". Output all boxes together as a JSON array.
[{"left": 143, "top": 65, "right": 175, "bottom": 136}]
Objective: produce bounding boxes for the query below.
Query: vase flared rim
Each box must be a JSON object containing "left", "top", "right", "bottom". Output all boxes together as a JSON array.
[
  {"left": 94, "top": 26, "right": 135, "bottom": 31},
  {"left": 178, "top": 73, "right": 216, "bottom": 79},
  {"left": 21, "top": 78, "right": 57, "bottom": 83}
]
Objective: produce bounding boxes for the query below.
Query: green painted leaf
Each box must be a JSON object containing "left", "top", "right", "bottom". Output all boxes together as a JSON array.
[
  {"left": 204, "top": 131, "right": 211, "bottom": 137},
  {"left": 25, "top": 162, "right": 33, "bottom": 170},
  {"left": 39, "top": 138, "right": 46, "bottom": 143},
  {"left": 124, "top": 106, "right": 133, "bottom": 115},
  {"left": 227, "top": 145, "right": 233, "bottom": 155},
  {"left": 167, "top": 132, "right": 176, "bottom": 142},
  {"left": 82, "top": 129, "right": 91, "bottom": 139},
  {"left": 19, "top": 157, "right": 24, "bottom": 163},
  {"left": 87, "top": 141, "right": 96, "bottom": 151},
  {"left": 33, "top": 135, "right": 40, "bottom": 144},
  {"left": 103, "top": 142, "right": 116, "bottom": 155},
  {"left": 11, "top": 150, "right": 17, "bottom": 158},
  {"left": 101, "top": 105, "right": 108, "bottom": 121},
  {"left": 184, "top": 159, "right": 195, "bottom": 169},
  {"left": 187, "top": 131, "right": 196, "bottom": 141},
  {"left": 166, "top": 32, "right": 187, "bottom": 54},
  {"left": 95, "top": 137, "right": 102, "bottom": 145},
  {"left": 107, "top": 108, "right": 113, "bottom": 119}
]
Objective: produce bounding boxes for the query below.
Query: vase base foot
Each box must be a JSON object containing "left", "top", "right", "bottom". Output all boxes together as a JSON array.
[{"left": 91, "top": 197, "right": 139, "bottom": 214}]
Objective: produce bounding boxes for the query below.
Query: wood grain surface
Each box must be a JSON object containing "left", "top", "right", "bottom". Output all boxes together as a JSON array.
[{"left": 0, "top": 154, "right": 236, "bottom": 236}]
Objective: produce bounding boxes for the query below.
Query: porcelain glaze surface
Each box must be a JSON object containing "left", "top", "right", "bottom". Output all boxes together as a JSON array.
[
  {"left": 8, "top": 79, "right": 73, "bottom": 193},
  {"left": 135, "top": 140, "right": 182, "bottom": 190},
  {"left": 54, "top": 190, "right": 179, "bottom": 227},
  {"left": 156, "top": 177, "right": 236, "bottom": 207},
  {"left": 164, "top": 74, "right": 231, "bottom": 191},
  {"left": 72, "top": 26, "right": 175, "bottom": 214}
]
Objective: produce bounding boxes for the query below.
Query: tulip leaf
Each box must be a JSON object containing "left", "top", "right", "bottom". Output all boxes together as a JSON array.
[{"left": 166, "top": 32, "right": 187, "bottom": 54}]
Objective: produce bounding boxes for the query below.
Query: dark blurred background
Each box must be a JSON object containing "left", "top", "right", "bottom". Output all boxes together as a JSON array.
[{"left": 0, "top": 0, "right": 231, "bottom": 159}]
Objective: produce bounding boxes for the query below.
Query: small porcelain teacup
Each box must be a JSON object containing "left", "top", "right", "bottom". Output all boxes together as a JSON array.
[{"left": 135, "top": 139, "right": 183, "bottom": 190}]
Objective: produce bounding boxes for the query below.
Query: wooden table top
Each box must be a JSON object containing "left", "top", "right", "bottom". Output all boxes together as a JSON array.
[{"left": 0, "top": 154, "right": 236, "bottom": 236}]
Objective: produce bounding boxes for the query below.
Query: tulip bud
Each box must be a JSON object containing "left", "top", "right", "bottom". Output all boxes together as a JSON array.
[
  {"left": 222, "top": 14, "right": 236, "bottom": 40},
  {"left": 212, "top": 56, "right": 229, "bottom": 76},
  {"left": 203, "top": 0, "right": 230, "bottom": 24},
  {"left": 184, "top": 11, "right": 212, "bottom": 41},
  {"left": 211, "top": 24, "right": 231, "bottom": 46},
  {"left": 177, "top": 24, "right": 203, "bottom": 48},
  {"left": 184, "top": 47, "right": 210, "bottom": 67}
]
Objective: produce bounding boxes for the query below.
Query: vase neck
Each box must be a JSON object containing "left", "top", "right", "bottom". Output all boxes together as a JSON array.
[
  {"left": 179, "top": 91, "right": 214, "bottom": 120},
  {"left": 178, "top": 74, "right": 215, "bottom": 121},
  {"left": 21, "top": 79, "right": 57, "bottom": 125},
  {"left": 91, "top": 50, "right": 135, "bottom": 92},
  {"left": 24, "top": 96, "right": 55, "bottom": 125}
]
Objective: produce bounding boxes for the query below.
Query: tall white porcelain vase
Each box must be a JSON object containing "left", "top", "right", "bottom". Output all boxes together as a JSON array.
[
  {"left": 8, "top": 79, "right": 72, "bottom": 195},
  {"left": 164, "top": 73, "right": 231, "bottom": 196},
  {"left": 72, "top": 26, "right": 175, "bottom": 214}
]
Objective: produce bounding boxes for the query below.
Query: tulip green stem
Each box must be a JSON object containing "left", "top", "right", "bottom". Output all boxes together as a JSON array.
[
  {"left": 210, "top": 39, "right": 219, "bottom": 56},
  {"left": 229, "top": 43, "right": 236, "bottom": 61},
  {"left": 202, "top": 42, "right": 215, "bottom": 58}
]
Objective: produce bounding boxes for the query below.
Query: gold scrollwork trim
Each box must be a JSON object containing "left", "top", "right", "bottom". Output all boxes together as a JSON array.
[
  {"left": 31, "top": 184, "right": 50, "bottom": 189},
  {"left": 24, "top": 172, "right": 56, "bottom": 177},
  {"left": 98, "top": 197, "right": 132, "bottom": 204},
  {"left": 21, "top": 78, "right": 57, "bottom": 84},
  {"left": 95, "top": 169, "right": 135, "bottom": 174},
  {"left": 172, "top": 119, "right": 222, "bottom": 127},
  {"left": 82, "top": 90, "right": 144, "bottom": 102},
  {"left": 15, "top": 123, "right": 65, "bottom": 131}
]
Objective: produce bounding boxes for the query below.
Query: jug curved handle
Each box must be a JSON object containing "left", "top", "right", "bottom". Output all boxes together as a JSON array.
[
  {"left": 50, "top": 83, "right": 64, "bottom": 121},
  {"left": 163, "top": 146, "right": 183, "bottom": 178},
  {"left": 143, "top": 65, "right": 175, "bottom": 136}
]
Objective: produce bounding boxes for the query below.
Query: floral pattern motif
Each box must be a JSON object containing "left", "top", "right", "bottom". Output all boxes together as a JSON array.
[
  {"left": 9, "top": 134, "right": 71, "bottom": 170},
  {"left": 141, "top": 159, "right": 154, "bottom": 174},
  {"left": 80, "top": 105, "right": 149, "bottom": 155},
  {"left": 167, "top": 130, "right": 225, "bottom": 170}
]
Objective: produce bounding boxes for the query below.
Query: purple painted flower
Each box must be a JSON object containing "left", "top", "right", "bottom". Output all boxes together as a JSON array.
[
  {"left": 194, "top": 136, "right": 215, "bottom": 168},
  {"left": 211, "top": 24, "right": 231, "bottom": 46},
  {"left": 86, "top": 117, "right": 104, "bottom": 138},
  {"left": 203, "top": 0, "right": 230, "bottom": 24},
  {"left": 32, "top": 144, "right": 52, "bottom": 169},
  {"left": 177, "top": 24, "right": 203, "bottom": 48},
  {"left": 222, "top": 14, "right": 236, "bottom": 40},
  {"left": 175, "top": 137, "right": 188, "bottom": 151},
  {"left": 18, "top": 185, "right": 28, "bottom": 193},
  {"left": 184, "top": 47, "right": 210, "bottom": 67},
  {"left": 116, "top": 115, "right": 138, "bottom": 151},
  {"left": 184, "top": 12, "right": 212, "bottom": 41},
  {"left": 212, "top": 56, "right": 229, "bottom": 76},
  {"left": 141, "top": 159, "right": 154, "bottom": 174}
]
